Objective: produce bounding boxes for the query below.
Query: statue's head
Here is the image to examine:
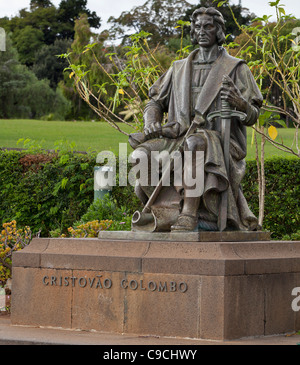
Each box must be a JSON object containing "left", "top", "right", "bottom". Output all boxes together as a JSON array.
[{"left": 190, "top": 7, "right": 226, "bottom": 47}]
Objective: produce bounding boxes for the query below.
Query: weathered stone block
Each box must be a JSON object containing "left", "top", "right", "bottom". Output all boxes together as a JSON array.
[
  {"left": 11, "top": 267, "right": 72, "bottom": 328},
  {"left": 11, "top": 238, "right": 300, "bottom": 340}
]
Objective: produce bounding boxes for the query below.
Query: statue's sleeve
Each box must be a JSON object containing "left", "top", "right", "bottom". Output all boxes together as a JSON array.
[
  {"left": 143, "top": 67, "right": 173, "bottom": 129},
  {"left": 233, "top": 63, "right": 263, "bottom": 126}
]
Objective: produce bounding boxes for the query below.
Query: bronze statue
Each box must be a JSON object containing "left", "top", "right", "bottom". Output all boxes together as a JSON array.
[{"left": 129, "top": 7, "right": 263, "bottom": 233}]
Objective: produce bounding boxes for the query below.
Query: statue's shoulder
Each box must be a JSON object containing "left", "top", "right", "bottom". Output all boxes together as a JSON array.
[
  {"left": 172, "top": 59, "right": 186, "bottom": 66},
  {"left": 220, "top": 47, "right": 246, "bottom": 65},
  {"left": 171, "top": 49, "right": 198, "bottom": 71},
  {"left": 172, "top": 55, "right": 191, "bottom": 67}
]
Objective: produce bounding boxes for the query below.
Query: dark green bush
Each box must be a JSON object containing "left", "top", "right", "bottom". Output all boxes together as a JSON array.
[
  {"left": 0, "top": 149, "right": 142, "bottom": 236},
  {"left": 243, "top": 158, "right": 300, "bottom": 239},
  {"left": 0, "top": 149, "right": 94, "bottom": 236},
  {"left": 0, "top": 149, "right": 299, "bottom": 239},
  {"left": 77, "top": 194, "right": 132, "bottom": 231}
]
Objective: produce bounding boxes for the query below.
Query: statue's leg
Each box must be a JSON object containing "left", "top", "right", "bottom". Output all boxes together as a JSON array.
[
  {"left": 130, "top": 147, "right": 155, "bottom": 199},
  {"left": 171, "top": 135, "right": 206, "bottom": 231}
]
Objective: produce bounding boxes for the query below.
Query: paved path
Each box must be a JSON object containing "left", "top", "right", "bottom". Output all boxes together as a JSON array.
[{"left": 0, "top": 314, "right": 300, "bottom": 346}]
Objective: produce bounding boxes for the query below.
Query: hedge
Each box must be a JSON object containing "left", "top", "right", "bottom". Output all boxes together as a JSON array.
[
  {"left": 243, "top": 157, "right": 300, "bottom": 239},
  {"left": 0, "top": 149, "right": 299, "bottom": 239}
]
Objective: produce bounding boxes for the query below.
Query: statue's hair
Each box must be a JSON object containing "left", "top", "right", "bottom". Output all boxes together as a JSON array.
[{"left": 190, "top": 7, "right": 226, "bottom": 46}]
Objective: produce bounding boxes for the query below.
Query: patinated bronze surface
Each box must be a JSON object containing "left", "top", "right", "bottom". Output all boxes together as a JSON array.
[{"left": 129, "top": 7, "right": 263, "bottom": 233}]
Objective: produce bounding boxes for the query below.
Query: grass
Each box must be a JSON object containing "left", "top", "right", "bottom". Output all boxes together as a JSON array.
[
  {"left": 0, "top": 119, "right": 298, "bottom": 160},
  {"left": 0, "top": 119, "right": 135, "bottom": 155},
  {"left": 247, "top": 127, "right": 299, "bottom": 161}
]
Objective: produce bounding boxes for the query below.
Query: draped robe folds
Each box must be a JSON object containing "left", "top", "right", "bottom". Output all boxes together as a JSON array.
[{"left": 129, "top": 47, "right": 263, "bottom": 231}]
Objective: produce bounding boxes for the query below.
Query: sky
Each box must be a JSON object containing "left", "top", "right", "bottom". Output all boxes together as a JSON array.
[{"left": 0, "top": 0, "right": 300, "bottom": 30}]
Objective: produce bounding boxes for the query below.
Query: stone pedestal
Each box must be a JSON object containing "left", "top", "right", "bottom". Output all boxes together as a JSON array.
[{"left": 11, "top": 235, "right": 300, "bottom": 340}]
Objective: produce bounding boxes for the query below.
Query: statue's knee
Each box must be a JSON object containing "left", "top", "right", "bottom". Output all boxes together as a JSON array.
[{"left": 185, "top": 135, "right": 206, "bottom": 151}]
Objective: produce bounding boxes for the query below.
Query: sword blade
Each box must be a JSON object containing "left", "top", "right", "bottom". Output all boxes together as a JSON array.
[{"left": 218, "top": 117, "right": 231, "bottom": 232}]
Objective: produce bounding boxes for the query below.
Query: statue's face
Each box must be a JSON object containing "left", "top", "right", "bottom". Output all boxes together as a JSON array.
[{"left": 194, "top": 14, "right": 217, "bottom": 48}]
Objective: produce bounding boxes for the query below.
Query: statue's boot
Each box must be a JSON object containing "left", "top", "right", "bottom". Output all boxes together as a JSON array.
[{"left": 171, "top": 213, "right": 198, "bottom": 232}]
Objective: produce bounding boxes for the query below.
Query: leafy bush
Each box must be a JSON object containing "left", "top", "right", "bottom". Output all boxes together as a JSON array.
[
  {"left": 77, "top": 194, "right": 132, "bottom": 231},
  {"left": 282, "top": 231, "right": 300, "bottom": 241},
  {"left": 0, "top": 148, "right": 140, "bottom": 236},
  {"left": 0, "top": 149, "right": 94, "bottom": 236},
  {"left": 243, "top": 158, "right": 300, "bottom": 239},
  {"left": 0, "top": 221, "right": 32, "bottom": 287},
  {"left": 0, "top": 34, "right": 70, "bottom": 120},
  {"left": 0, "top": 148, "right": 299, "bottom": 240},
  {"left": 66, "top": 220, "right": 114, "bottom": 238}
]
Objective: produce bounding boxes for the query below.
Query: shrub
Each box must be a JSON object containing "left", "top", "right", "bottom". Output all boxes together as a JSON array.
[
  {"left": 77, "top": 194, "right": 132, "bottom": 231},
  {"left": 66, "top": 220, "right": 114, "bottom": 238},
  {"left": 0, "top": 148, "right": 299, "bottom": 240},
  {"left": 282, "top": 231, "right": 300, "bottom": 241},
  {"left": 0, "top": 221, "right": 32, "bottom": 287},
  {"left": 243, "top": 158, "right": 300, "bottom": 239},
  {"left": 0, "top": 149, "right": 94, "bottom": 236}
]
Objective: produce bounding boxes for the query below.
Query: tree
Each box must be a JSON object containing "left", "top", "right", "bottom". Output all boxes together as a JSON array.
[
  {"left": 218, "top": 0, "right": 300, "bottom": 228},
  {"left": 27, "top": 6, "right": 61, "bottom": 45},
  {"left": 107, "top": 0, "right": 192, "bottom": 46},
  {"left": 0, "top": 34, "right": 27, "bottom": 118},
  {"left": 33, "top": 38, "right": 72, "bottom": 89},
  {"left": 58, "top": 14, "right": 104, "bottom": 120},
  {"left": 13, "top": 25, "right": 44, "bottom": 66},
  {"left": 60, "top": 17, "right": 190, "bottom": 130},
  {"left": 0, "top": 34, "right": 70, "bottom": 119},
  {"left": 0, "top": 0, "right": 102, "bottom": 89},
  {"left": 0, "top": 0, "right": 101, "bottom": 47},
  {"left": 58, "top": 0, "right": 101, "bottom": 39},
  {"left": 30, "top": 0, "right": 54, "bottom": 11}
]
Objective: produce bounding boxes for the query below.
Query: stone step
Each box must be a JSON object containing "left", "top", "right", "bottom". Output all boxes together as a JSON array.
[{"left": 1, "top": 315, "right": 300, "bottom": 346}]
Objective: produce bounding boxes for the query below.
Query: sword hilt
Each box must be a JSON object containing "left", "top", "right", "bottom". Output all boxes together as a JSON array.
[
  {"left": 221, "top": 79, "right": 231, "bottom": 112},
  {"left": 207, "top": 78, "right": 247, "bottom": 122},
  {"left": 207, "top": 102, "right": 247, "bottom": 123}
]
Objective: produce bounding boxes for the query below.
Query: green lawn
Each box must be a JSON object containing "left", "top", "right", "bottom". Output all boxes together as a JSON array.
[
  {"left": 0, "top": 119, "right": 134, "bottom": 155},
  {"left": 0, "top": 119, "right": 298, "bottom": 160}
]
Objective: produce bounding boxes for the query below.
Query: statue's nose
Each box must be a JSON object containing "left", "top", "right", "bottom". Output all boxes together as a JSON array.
[{"left": 199, "top": 27, "right": 205, "bottom": 35}]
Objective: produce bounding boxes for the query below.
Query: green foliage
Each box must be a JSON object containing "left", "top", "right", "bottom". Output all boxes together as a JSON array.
[
  {"left": 14, "top": 25, "right": 44, "bottom": 66},
  {"left": 0, "top": 221, "right": 32, "bottom": 287},
  {"left": 64, "top": 220, "right": 114, "bottom": 238},
  {"left": 0, "top": 0, "right": 101, "bottom": 48},
  {"left": 226, "top": 1, "right": 300, "bottom": 157},
  {"left": 0, "top": 0, "right": 101, "bottom": 120},
  {"left": 243, "top": 158, "right": 300, "bottom": 239},
  {"left": 0, "top": 148, "right": 94, "bottom": 236},
  {"left": 0, "top": 34, "right": 70, "bottom": 120},
  {"left": 32, "top": 38, "right": 72, "bottom": 89},
  {"left": 77, "top": 194, "right": 132, "bottom": 231},
  {"left": 107, "top": 0, "right": 192, "bottom": 46},
  {"left": 0, "top": 146, "right": 298, "bottom": 240},
  {"left": 61, "top": 22, "right": 189, "bottom": 133},
  {"left": 0, "top": 145, "right": 142, "bottom": 236},
  {"left": 282, "top": 231, "right": 300, "bottom": 241},
  {"left": 58, "top": 0, "right": 101, "bottom": 39}
]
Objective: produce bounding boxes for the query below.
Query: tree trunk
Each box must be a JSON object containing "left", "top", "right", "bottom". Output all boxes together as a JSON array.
[{"left": 254, "top": 127, "right": 266, "bottom": 228}]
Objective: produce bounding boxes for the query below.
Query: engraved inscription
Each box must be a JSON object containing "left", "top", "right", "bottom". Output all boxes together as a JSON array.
[{"left": 42, "top": 274, "right": 188, "bottom": 293}]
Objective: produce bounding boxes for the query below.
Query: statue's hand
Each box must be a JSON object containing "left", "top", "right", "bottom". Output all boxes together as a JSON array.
[
  {"left": 144, "top": 121, "right": 162, "bottom": 140},
  {"left": 220, "top": 75, "right": 248, "bottom": 113}
]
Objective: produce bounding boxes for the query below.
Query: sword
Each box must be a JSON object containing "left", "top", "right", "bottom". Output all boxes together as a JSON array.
[{"left": 207, "top": 78, "right": 247, "bottom": 232}]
